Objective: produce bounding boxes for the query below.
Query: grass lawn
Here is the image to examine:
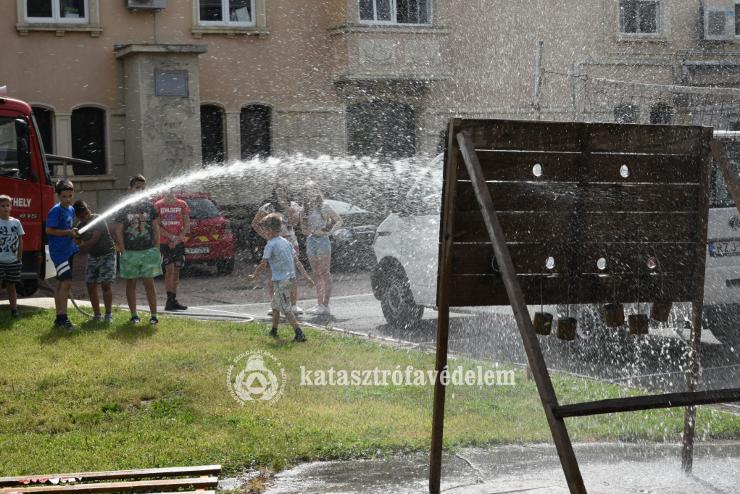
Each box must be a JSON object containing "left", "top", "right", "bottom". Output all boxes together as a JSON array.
[{"left": 0, "top": 309, "right": 738, "bottom": 476}]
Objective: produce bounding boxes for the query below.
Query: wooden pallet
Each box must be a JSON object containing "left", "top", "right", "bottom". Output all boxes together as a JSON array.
[{"left": 0, "top": 465, "right": 221, "bottom": 494}]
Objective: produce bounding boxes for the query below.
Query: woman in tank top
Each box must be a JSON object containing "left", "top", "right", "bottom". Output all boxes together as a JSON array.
[{"left": 301, "top": 186, "right": 342, "bottom": 316}]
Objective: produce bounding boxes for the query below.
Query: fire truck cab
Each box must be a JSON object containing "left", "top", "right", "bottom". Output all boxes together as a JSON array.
[{"left": 0, "top": 96, "right": 55, "bottom": 296}]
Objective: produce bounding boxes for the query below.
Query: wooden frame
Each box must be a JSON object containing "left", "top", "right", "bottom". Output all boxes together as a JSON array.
[{"left": 429, "top": 118, "right": 740, "bottom": 494}]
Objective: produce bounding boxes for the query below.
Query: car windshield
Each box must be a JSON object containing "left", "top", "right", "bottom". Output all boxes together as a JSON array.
[
  {"left": 0, "top": 117, "right": 20, "bottom": 177},
  {"left": 710, "top": 164, "right": 735, "bottom": 209},
  {"left": 185, "top": 198, "right": 221, "bottom": 219},
  {"left": 324, "top": 199, "right": 368, "bottom": 215},
  {"left": 402, "top": 154, "right": 443, "bottom": 215}
]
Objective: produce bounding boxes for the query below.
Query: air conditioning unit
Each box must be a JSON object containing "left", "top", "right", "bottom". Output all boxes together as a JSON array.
[
  {"left": 126, "top": 0, "right": 167, "bottom": 10},
  {"left": 703, "top": 4, "right": 735, "bottom": 40}
]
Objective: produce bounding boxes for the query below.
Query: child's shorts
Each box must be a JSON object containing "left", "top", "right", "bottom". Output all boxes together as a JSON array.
[
  {"left": 160, "top": 243, "right": 186, "bottom": 268},
  {"left": 0, "top": 259, "right": 22, "bottom": 284},
  {"left": 86, "top": 252, "right": 117, "bottom": 284},
  {"left": 54, "top": 255, "right": 75, "bottom": 281},
  {"left": 306, "top": 235, "right": 331, "bottom": 257},
  {"left": 120, "top": 247, "right": 163, "bottom": 279},
  {"left": 271, "top": 279, "right": 294, "bottom": 314}
]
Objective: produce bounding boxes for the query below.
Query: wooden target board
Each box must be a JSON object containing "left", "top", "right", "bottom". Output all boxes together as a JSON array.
[
  {"left": 428, "top": 119, "right": 740, "bottom": 494},
  {"left": 442, "top": 119, "right": 712, "bottom": 307}
]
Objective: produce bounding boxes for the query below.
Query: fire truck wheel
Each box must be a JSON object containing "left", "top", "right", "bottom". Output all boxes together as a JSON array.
[{"left": 16, "top": 279, "right": 39, "bottom": 298}]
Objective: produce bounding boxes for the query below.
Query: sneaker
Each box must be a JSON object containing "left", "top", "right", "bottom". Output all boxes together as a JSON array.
[
  {"left": 292, "top": 305, "right": 304, "bottom": 315},
  {"left": 315, "top": 304, "right": 330, "bottom": 316},
  {"left": 103, "top": 314, "right": 113, "bottom": 323},
  {"left": 149, "top": 316, "right": 159, "bottom": 325},
  {"left": 293, "top": 330, "right": 307, "bottom": 342},
  {"left": 130, "top": 315, "right": 141, "bottom": 325},
  {"left": 165, "top": 300, "right": 176, "bottom": 311},
  {"left": 55, "top": 318, "right": 74, "bottom": 331},
  {"left": 171, "top": 300, "right": 188, "bottom": 311},
  {"left": 305, "top": 305, "right": 320, "bottom": 314},
  {"left": 269, "top": 327, "right": 278, "bottom": 338},
  {"left": 91, "top": 314, "right": 103, "bottom": 322}
]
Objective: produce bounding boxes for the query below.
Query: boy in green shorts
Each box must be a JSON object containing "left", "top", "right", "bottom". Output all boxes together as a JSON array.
[{"left": 112, "top": 175, "right": 161, "bottom": 325}]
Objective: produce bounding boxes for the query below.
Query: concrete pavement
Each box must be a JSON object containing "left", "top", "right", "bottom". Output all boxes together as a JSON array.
[{"left": 221, "top": 442, "right": 740, "bottom": 494}]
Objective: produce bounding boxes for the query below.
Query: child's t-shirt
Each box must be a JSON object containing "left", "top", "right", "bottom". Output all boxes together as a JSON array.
[
  {"left": 78, "top": 214, "right": 115, "bottom": 258},
  {"left": 47, "top": 203, "right": 79, "bottom": 264},
  {"left": 263, "top": 236, "right": 296, "bottom": 281},
  {"left": 306, "top": 203, "right": 336, "bottom": 236},
  {"left": 0, "top": 217, "right": 25, "bottom": 263},
  {"left": 114, "top": 201, "right": 160, "bottom": 251}
]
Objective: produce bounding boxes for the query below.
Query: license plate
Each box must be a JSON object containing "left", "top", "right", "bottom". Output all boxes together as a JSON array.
[
  {"left": 185, "top": 247, "right": 209, "bottom": 255},
  {"left": 709, "top": 240, "right": 740, "bottom": 257}
]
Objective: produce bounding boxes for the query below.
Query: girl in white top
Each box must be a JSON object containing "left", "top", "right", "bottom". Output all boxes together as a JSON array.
[{"left": 300, "top": 186, "right": 342, "bottom": 316}]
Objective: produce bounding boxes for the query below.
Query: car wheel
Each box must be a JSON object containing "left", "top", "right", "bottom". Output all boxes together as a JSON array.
[
  {"left": 379, "top": 266, "right": 424, "bottom": 329},
  {"left": 16, "top": 279, "right": 39, "bottom": 297},
  {"left": 217, "top": 258, "right": 235, "bottom": 275}
]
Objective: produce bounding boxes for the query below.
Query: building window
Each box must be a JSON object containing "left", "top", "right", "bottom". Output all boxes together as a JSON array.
[
  {"left": 25, "top": 0, "right": 88, "bottom": 23},
  {"left": 240, "top": 105, "right": 271, "bottom": 159},
  {"left": 201, "top": 105, "right": 225, "bottom": 165},
  {"left": 614, "top": 104, "right": 639, "bottom": 124},
  {"left": 619, "top": 0, "right": 659, "bottom": 35},
  {"left": 359, "top": 0, "right": 430, "bottom": 25},
  {"left": 197, "top": 0, "right": 255, "bottom": 26},
  {"left": 650, "top": 103, "right": 673, "bottom": 124},
  {"left": 736, "top": 1, "right": 740, "bottom": 36},
  {"left": 71, "top": 107, "right": 106, "bottom": 175},
  {"left": 32, "top": 107, "right": 54, "bottom": 154},
  {"left": 347, "top": 101, "right": 416, "bottom": 158}
]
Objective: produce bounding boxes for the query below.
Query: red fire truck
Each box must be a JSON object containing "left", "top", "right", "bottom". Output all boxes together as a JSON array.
[{"left": 0, "top": 96, "right": 66, "bottom": 296}]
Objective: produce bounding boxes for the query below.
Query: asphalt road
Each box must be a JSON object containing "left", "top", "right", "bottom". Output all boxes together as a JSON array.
[{"left": 58, "top": 260, "right": 740, "bottom": 408}]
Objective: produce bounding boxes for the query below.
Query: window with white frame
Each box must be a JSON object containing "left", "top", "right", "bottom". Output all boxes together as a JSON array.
[
  {"left": 25, "top": 0, "right": 88, "bottom": 23},
  {"left": 359, "top": 0, "right": 431, "bottom": 25},
  {"left": 619, "top": 0, "right": 660, "bottom": 35},
  {"left": 198, "top": 0, "right": 255, "bottom": 26}
]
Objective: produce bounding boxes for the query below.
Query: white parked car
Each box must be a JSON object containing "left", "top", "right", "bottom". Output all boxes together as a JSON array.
[{"left": 371, "top": 151, "right": 740, "bottom": 347}]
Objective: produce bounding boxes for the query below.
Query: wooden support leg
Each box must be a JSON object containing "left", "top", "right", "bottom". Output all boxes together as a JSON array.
[
  {"left": 429, "top": 304, "right": 450, "bottom": 494},
  {"left": 681, "top": 301, "right": 703, "bottom": 473}
]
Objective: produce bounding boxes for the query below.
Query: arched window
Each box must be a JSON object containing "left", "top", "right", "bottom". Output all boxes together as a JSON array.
[
  {"left": 71, "top": 106, "right": 106, "bottom": 175},
  {"left": 347, "top": 100, "right": 416, "bottom": 158},
  {"left": 614, "top": 103, "right": 639, "bottom": 124},
  {"left": 240, "top": 105, "right": 271, "bottom": 159},
  {"left": 32, "top": 106, "right": 54, "bottom": 154},
  {"left": 201, "top": 104, "right": 225, "bottom": 165},
  {"left": 650, "top": 102, "right": 673, "bottom": 124}
]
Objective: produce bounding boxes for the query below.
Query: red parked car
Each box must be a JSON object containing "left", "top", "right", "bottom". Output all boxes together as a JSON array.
[{"left": 160, "top": 193, "right": 236, "bottom": 275}]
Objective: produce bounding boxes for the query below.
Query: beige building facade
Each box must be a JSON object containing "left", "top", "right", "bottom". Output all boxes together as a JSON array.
[{"left": 2, "top": 0, "right": 740, "bottom": 208}]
